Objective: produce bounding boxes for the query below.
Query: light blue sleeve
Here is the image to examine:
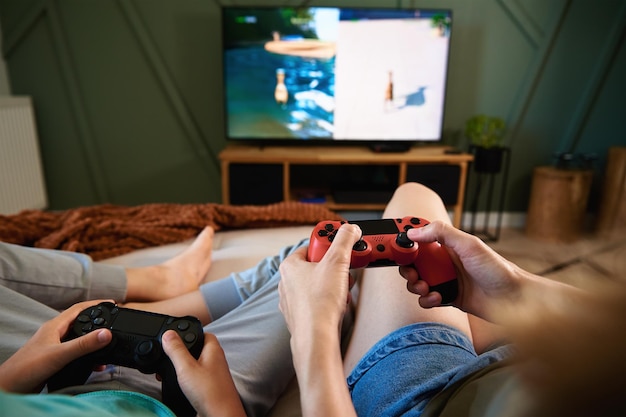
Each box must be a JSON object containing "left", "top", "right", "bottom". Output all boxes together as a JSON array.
[
  {"left": 0, "top": 390, "right": 175, "bottom": 417},
  {"left": 199, "top": 239, "right": 308, "bottom": 321}
]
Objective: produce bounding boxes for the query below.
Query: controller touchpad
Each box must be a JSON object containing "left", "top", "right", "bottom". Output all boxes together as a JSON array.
[
  {"left": 111, "top": 310, "right": 164, "bottom": 337},
  {"left": 351, "top": 219, "right": 398, "bottom": 235}
]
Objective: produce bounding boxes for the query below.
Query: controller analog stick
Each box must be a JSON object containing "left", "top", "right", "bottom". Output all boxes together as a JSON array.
[
  {"left": 353, "top": 240, "right": 367, "bottom": 252},
  {"left": 396, "top": 232, "right": 414, "bottom": 248},
  {"left": 137, "top": 340, "right": 153, "bottom": 356}
]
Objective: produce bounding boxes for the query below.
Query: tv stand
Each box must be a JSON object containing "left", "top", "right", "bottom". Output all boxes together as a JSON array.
[
  {"left": 369, "top": 143, "right": 412, "bottom": 153},
  {"left": 219, "top": 145, "right": 473, "bottom": 228}
]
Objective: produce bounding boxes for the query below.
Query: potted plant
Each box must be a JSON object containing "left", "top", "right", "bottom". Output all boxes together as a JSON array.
[
  {"left": 431, "top": 13, "right": 451, "bottom": 37},
  {"left": 465, "top": 114, "right": 507, "bottom": 173}
]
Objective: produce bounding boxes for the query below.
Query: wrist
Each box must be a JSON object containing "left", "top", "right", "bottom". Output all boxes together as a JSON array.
[
  {"left": 291, "top": 321, "right": 340, "bottom": 356},
  {"left": 291, "top": 322, "right": 341, "bottom": 374},
  {"left": 290, "top": 325, "right": 355, "bottom": 417}
]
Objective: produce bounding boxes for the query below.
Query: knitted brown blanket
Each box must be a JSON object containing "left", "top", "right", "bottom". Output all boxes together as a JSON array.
[{"left": 0, "top": 202, "right": 344, "bottom": 260}]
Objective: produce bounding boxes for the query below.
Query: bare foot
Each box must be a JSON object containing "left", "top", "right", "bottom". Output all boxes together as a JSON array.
[{"left": 124, "top": 227, "right": 215, "bottom": 302}]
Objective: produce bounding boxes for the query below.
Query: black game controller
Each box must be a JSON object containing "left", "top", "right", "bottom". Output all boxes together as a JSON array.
[{"left": 47, "top": 302, "right": 204, "bottom": 417}]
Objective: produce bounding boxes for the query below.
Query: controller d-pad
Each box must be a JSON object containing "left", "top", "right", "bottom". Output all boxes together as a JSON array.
[
  {"left": 77, "top": 314, "right": 90, "bottom": 323},
  {"left": 93, "top": 317, "right": 106, "bottom": 326},
  {"left": 410, "top": 217, "right": 421, "bottom": 225}
]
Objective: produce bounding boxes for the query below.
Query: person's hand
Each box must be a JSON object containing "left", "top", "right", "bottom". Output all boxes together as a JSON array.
[
  {"left": 0, "top": 300, "right": 113, "bottom": 393},
  {"left": 278, "top": 223, "right": 361, "bottom": 417},
  {"left": 162, "top": 330, "right": 246, "bottom": 417},
  {"left": 278, "top": 223, "right": 361, "bottom": 340},
  {"left": 400, "top": 221, "right": 522, "bottom": 320}
]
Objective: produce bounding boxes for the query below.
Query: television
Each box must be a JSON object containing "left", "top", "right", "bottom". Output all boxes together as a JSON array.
[{"left": 221, "top": 6, "right": 452, "bottom": 150}]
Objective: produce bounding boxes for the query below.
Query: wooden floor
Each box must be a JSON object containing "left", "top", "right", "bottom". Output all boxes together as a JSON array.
[{"left": 485, "top": 227, "right": 626, "bottom": 288}]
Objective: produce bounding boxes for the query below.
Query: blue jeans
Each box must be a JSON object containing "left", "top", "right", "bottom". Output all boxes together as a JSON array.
[{"left": 347, "top": 322, "right": 512, "bottom": 416}]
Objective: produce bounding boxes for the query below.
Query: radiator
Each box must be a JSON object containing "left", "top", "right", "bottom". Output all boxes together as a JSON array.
[{"left": 0, "top": 96, "right": 48, "bottom": 215}]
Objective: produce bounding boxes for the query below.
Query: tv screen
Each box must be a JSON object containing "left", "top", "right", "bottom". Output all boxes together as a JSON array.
[{"left": 222, "top": 7, "right": 452, "bottom": 145}]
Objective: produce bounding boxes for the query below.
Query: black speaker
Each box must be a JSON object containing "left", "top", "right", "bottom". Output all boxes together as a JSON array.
[
  {"left": 405, "top": 165, "right": 460, "bottom": 205},
  {"left": 228, "top": 164, "right": 283, "bottom": 205}
]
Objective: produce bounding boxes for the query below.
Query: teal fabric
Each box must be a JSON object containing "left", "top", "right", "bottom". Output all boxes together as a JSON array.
[{"left": 0, "top": 390, "right": 175, "bottom": 417}]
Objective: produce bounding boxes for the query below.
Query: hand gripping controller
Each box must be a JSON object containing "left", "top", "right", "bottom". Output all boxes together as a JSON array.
[
  {"left": 47, "top": 302, "right": 204, "bottom": 417},
  {"left": 308, "top": 217, "right": 458, "bottom": 304}
]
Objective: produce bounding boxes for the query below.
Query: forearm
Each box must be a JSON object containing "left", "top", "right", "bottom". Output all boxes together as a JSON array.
[
  {"left": 291, "top": 325, "right": 357, "bottom": 417},
  {"left": 477, "top": 263, "right": 585, "bottom": 324},
  {"left": 516, "top": 267, "right": 586, "bottom": 307}
]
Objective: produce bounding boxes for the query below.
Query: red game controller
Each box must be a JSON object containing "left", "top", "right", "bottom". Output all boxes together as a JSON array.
[{"left": 307, "top": 216, "right": 458, "bottom": 304}]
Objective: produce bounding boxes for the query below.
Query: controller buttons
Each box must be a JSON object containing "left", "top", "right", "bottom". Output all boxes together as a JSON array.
[
  {"left": 177, "top": 321, "right": 190, "bottom": 331},
  {"left": 324, "top": 223, "right": 334, "bottom": 231},
  {"left": 184, "top": 333, "right": 197, "bottom": 344},
  {"left": 137, "top": 340, "right": 154, "bottom": 356},
  {"left": 396, "top": 232, "right": 415, "bottom": 248},
  {"left": 410, "top": 217, "right": 421, "bottom": 225},
  {"left": 353, "top": 240, "right": 367, "bottom": 252},
  {"left": 376, "top": 244, "right": 385, "bottom": 252}
]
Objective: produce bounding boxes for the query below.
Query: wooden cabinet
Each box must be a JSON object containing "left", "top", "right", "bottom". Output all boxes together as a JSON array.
[{"left": 219, "top": 145, "right": 473, "bottom": 228}]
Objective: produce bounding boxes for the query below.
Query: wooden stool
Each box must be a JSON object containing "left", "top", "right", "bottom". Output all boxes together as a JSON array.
[
  {"left": 596, "top": 146, "right": 626, "bottom": 237},
  {"left": 525, "top": 166, "right": 593, "bottom": 242}
]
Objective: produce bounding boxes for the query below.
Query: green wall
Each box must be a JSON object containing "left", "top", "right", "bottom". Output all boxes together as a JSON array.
[{"left": 1, "top": 0, "right": 624, "bottom": 212}]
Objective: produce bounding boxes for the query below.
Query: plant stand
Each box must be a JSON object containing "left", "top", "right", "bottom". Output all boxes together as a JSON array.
[
  {"left": 466, "top": 146, "right": 511, "bottom": 241},
  {"left": 525, "top": 166, "right": 593, "bottom": 242}
]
